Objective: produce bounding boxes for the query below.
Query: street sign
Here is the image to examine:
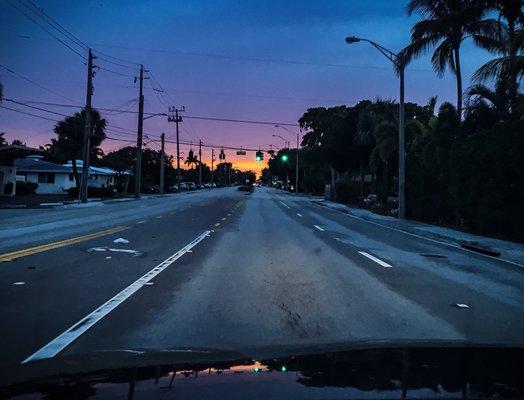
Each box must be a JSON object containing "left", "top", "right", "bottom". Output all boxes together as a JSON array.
[{"left": 236, "top": 150, "right": 246, "bottom": 155}]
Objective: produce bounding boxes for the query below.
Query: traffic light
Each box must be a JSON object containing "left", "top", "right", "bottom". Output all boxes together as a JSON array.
[
  {"left": 255, "top": 150, "right": 264, "bottom": 161},
  {"left": 281, "top": 153, "right": 288, "bottom": 162}
]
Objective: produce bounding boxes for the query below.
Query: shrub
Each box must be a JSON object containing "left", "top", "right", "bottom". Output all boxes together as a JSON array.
[
  {"left": 3, "top": 182, "right": 13, "bottom": 195},
  {"left": 15, "top": 181, "right": 38, "bottom": 195}
]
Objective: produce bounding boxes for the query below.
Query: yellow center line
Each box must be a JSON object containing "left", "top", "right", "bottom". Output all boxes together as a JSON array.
[{"left": 0, "top": 226, "right": 128, "bottom": 262}]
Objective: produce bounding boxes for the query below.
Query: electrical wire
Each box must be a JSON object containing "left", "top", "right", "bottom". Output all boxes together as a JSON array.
[
  {"left": 6, "top": 0, "right": 85, "bottom": 60},
  {"left": 0, "top": 63, "right": 77, "bottom": 102}
]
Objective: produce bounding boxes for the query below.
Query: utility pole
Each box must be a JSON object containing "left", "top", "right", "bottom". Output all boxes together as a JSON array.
[
  {"left": 168, "top": 106, "right": 184, "bottom": 186},
  {"left": 134, "top": 64, "right": 144, "bottom": 198},
  {"left": 398, "top": 64, "right": 406, "bottom": 219},
  {"left": 198, "top": 139, "right": 202, "bottom": 186},
  {"left": 159, "top": 132, "right": 165, "bottom": 195},
  {"left": 211, "top": 149, "right": 215, "bottom": 185},
  {"left": 80, "top": 49, "right": 94, "bottom": 203}
]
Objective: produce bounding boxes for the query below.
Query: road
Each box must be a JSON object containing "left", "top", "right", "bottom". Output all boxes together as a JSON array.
[{"left": 1, "top": 187, "right": 523, "bottom": 368}]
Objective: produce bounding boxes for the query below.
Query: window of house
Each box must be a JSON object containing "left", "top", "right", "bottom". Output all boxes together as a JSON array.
[{"left": 38, "top": 173, "right": 55, "bottom": 183}]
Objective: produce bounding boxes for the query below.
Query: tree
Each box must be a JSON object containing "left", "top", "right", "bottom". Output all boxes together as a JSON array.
[
  {"left": 0, "top": 132, "right": 7, "bottom": 147},
  {"left": 399, "top": 0, "right": 493, "bottom": 120},
  {"left": 473, "top": 0, "right": 524, "bottom": 115},
  {"left": 47, "top": 109, "right": 106, "bottom": 187},
  {"left": 184, "top": 150, "right": 199, "bottom": 169}
]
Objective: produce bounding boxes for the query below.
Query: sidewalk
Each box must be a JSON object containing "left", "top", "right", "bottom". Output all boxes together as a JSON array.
[{"left": 284, "top": 191, "right": 524, "bottom": 268}]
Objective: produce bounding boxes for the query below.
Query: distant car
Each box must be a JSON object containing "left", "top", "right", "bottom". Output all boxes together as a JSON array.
[
  {"left": 363, "top": 194, "right": 378, "bottom": 206},
  {"left": 183, "top": 182, "right": 196, "bottom": 190},
  {"left": 178, "top": 182, "right": 187, "bottom": 190},
  {"left": 237, "top": 184, "right": 253, "bottom": 192},
  {"left": 387, "top": 192, "right": 399, "bottom": 206},
  {"left": 195, "top": 184, "right": 205, "bottom": 189},
  {"left": 167, "top": 184, "right": 179, "bottom": 193}
]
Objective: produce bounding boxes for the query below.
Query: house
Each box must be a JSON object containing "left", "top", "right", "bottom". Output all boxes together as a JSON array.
[
  {"left": 0, "top": 145, "right": 44, "bottom": 196},
  {"left": 14, "top": 155, "right": 76, "bottom": 194},
  {"left": 13, "top": 156, "right": 126, "bottom": 195},
  {"left": 62, "top": 160, "right": 123, "bottom": 188}
]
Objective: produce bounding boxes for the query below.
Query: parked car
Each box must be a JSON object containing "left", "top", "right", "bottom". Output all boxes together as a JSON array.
[
  {"left": 166, "top": 184, "right": 179, "bottom": 193},
  {"left": 195, "top": 184, "right": 205, "bottom": 189},
  {"left": 363, "top": 194, "right": 378, "bottom": 206},
  {"left": 387, "top": 192, "right": 399, "bottom": 206},
  {"left": 183, "top": 182, "right": 196, "bottom": 190}
]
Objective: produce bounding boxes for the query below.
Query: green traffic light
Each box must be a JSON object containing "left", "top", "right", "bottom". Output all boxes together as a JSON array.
[
  {"left": 254, "top": 367, "right": 260, "bottom": 373},
  {"left": 281, "top": 366, "right": 287, "bottom": 372},
  {"left": 281, "top": 154, "right": 288, "bottom": 162}
]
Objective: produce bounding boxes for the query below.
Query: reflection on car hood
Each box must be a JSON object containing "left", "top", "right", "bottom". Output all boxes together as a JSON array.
[{"left": 1, "top": 342, "right": 523, "bottom": 399}]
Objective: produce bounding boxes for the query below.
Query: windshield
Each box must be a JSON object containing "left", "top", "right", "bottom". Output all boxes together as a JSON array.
[{"left": 0, "top": 0, "right": 523, "bottom": 392}]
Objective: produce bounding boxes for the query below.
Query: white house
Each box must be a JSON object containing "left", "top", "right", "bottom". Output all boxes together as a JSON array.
[
  {"left": 14, "top": 156, "right": 125, "bottom": 195},
  {"left": 14, "top": 155, "right": 75, "bottom": 194}
]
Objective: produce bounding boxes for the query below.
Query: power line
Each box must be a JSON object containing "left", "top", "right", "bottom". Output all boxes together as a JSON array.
[
  {"left": 96, "top": 66, "right": 136, "bottom": 78},
  {"left": 0, "top": 104, "right": 57, "bottom": 121},
  {"left": 0, "top": 63, "right": 77, "bottom": 102},
  {"left": 7, "top": 98, "right": 300, "bottom": 126},
  {"left": 5, "top": 0, "right": 85, "bottom": 60},
  {"left": 19, "top": 0, "right": 88, "bottom": 50}
]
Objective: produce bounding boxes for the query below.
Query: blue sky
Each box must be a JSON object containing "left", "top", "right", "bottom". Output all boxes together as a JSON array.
[{"left": 0, "top": 0, "right": 494, "bottom": 172}]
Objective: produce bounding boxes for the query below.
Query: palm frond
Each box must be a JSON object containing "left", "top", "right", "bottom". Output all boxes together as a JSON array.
[
  {"left": 431, "top": 38, "right": 454, "bottom": 76},
  {"left": 472, "top": 57, "right": 509, "bottom": 82}
]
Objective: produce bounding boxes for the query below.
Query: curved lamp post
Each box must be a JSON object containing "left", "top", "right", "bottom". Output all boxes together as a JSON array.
[{"left": 345, "top": 36, "right": 405, "bottom": 219}]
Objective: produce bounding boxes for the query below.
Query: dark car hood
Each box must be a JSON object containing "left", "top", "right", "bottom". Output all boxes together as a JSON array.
[{"left": 1, "top": 341, "right": 523, "bottom": 399}]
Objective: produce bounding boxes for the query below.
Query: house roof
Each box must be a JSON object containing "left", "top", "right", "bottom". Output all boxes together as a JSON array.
[{"left": 14, "top": 157, "right": 72, "bottom": 173}]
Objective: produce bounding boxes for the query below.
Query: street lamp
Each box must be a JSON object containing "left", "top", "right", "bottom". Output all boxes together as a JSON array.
[
  {"left": 345, "top": 36, "right": 406, "bottom": 219},
  {"left": 275, "top": 125, "right": 300, "bottom": 195},
  {"left": 272, "top": 134, "right": 288, "bottom": 148}
]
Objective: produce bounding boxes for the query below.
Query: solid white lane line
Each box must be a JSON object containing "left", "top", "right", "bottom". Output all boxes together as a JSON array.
[
  {"left": 358, "top": 251, "right": 393, "bottom": 268},
  {"left": 279, "top": 200, "right": 290, "bottom": 209},
  {"left": 316, "top": 203, "right": 524, "bottom": 269},
  {"left": 297, "top": 213, "right": 302, "bottom": 217},
  {"left": 22, "top": 230, "right": 212, "bottom": 364},
  {"left": 314, "top": 225, "right": 324, "bottom": 232}
]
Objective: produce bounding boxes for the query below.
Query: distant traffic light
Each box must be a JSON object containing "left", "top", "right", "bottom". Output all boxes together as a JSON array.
[
  {"left": 281, "top": 153, "right": 288, "bottom": 162},
  {"left": 255, "top": 150, "right": 264, "bottom": 161}
]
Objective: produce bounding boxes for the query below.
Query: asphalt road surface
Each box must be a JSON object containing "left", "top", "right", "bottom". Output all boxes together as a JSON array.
[{"left": 1, "top": 187, "right": 523, "bottom": 368}]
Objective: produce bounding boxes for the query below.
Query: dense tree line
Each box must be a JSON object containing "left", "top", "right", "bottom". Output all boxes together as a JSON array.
[{"left": 266, "top": 0, "right": 523, "bottom": 241}]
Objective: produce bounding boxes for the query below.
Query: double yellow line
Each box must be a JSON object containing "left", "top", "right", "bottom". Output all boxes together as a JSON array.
[{"left": 0, "top": 226, "right": 128, "bottom": 262}]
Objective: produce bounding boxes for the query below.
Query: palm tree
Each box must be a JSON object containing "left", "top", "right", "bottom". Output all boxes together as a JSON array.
[
  {"left": 399, "top": 0, "right": 494, "bottom": 120},
  {"left": 184, "top": 150, "right": 199, "bottom": 169},
  {"left": 47, "top": 109, "right": 106, "bottom": 187},
  {"left": 473, "top": 0, "right": 523, "bottom": 115},
  {"left": 466, "top": 79, "right": 512, "bottom": 116},
  {"left": 0, "top": 132, "right": 7, "bottom": 147}
]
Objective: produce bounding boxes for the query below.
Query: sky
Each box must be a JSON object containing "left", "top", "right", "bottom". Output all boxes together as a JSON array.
[{"left": 0, "top": 0, "right": 494, "bottom": 175}]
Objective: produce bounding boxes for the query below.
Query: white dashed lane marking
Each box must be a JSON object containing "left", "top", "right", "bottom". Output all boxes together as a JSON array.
[
  {"left": 314, "top": 225, "right": 324, "bottom": 232},
  {"left": 279, "top": 201, "right": 290, "bottom": 209},
  {"left": 22, "top": 230, "right": 212, "bottom": 363},
  {"left": 358, "top": 251, "right": 393, "bottom": 268}
]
